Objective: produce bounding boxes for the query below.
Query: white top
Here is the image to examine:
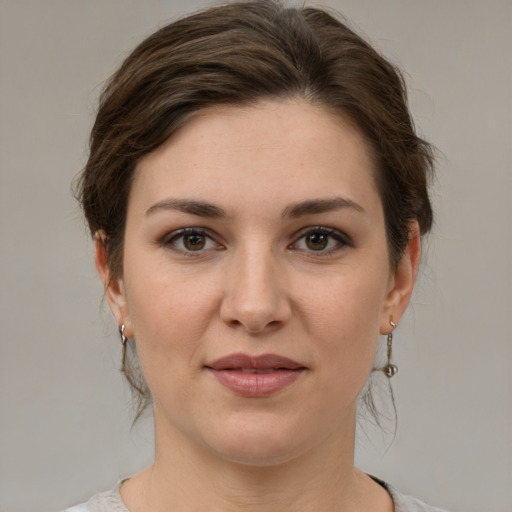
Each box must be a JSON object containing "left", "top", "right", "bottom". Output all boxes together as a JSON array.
[{"left": 64, "top": 479, "right": 450, "bottom": 512}]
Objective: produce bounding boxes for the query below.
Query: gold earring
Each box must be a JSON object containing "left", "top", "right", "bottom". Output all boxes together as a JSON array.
[{"left": 383, "top": 320, "right": 398, "bottom": 378}]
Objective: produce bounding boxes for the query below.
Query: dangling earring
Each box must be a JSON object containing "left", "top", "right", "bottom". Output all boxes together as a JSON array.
[
  {"left": 119, "top": 324, "right": 128, "bottom": 346},
  {"left": 383, "top": 320, "right": 398, "bottom": 378}
]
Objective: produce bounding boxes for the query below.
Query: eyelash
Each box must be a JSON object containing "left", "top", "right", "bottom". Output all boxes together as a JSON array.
[
  {"left": 161, "top": 226, "right": 352, "bottom": 256},
  {"left": 290, "top": 226, "right": 352, "bottom": 256},
  {"left": 161, "top": 227, "right": 222, "bottom": 255}
]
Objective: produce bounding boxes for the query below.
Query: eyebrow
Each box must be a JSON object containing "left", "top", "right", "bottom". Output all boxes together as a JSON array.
[
  {"left": 145, "top": 196, "right": 365, "bottom": 219},
  {"left": 282, "top": 197, "right": 366, "bottom": 218},
  {"left": 145, "top": 199, "right": 226, "bottom": 218}
]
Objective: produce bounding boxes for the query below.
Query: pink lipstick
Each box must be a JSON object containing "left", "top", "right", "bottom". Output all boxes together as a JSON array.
[{"left": 205, "top": 353, "right": 306, "bottom": 397}]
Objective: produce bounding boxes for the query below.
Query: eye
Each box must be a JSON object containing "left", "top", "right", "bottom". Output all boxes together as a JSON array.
[
  {"left": 162, "top": 228, "right": 221, "bottom": 254},
  {"left": 291, "top": 227, "right": 350, "bottom": 254}
]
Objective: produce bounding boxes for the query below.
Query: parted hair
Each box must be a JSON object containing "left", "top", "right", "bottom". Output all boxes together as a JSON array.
[{"left": 77, "top": 0, "right": 434, "bottom": 420}]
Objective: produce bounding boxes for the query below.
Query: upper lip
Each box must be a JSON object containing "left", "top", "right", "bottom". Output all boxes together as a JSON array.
[{"left": 205, "top": 353, "right": 305, "bottom": 371}]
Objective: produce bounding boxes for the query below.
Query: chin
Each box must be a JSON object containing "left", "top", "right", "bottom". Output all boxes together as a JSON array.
[{"left": 198, "top": 413, "right": 321, "bottom": 468}]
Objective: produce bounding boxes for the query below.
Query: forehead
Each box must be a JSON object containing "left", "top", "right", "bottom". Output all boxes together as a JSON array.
[{"left": 131, "top": 99, "right": 381, "bottom": 217}]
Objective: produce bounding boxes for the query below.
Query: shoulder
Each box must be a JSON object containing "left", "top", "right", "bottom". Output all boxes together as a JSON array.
[
  {"left": 384, "top": 481, "right": 451, "bottom": 512},
  {"left": 62, "top": 484, "right": 128, "bottom": 512}
]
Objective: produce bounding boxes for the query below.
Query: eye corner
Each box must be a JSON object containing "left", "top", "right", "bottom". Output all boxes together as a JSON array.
[
  {"left": 289, "top": 225, "right": 353, "bottom": 256},
  {"left": 160, "top": 227, "right": 225, "bottom": 255}
]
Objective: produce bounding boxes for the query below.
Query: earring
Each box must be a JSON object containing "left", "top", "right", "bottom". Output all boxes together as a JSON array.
[
  {"left": 119, "top": 324, "right": 128, "bottom": 346},
  {"left": 383, "top": 320, "right": 398, "bottom": 378}
]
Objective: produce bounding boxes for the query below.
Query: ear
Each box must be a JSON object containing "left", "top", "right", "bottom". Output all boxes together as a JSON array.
[
  {"left": 94, "top": 232, "right": 133, "bottom": 338},
  {"left": 380, "top": 222, "right": 421, "bottom": 334}
]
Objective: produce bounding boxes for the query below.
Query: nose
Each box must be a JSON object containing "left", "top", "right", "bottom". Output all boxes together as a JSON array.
[{"left": 220, "top": 245, "right": 292, "bottom": 334}]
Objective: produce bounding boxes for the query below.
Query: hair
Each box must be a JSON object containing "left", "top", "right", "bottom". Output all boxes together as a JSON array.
[{"left": 77, "top": 0, "right": 434, "bottom": 421}]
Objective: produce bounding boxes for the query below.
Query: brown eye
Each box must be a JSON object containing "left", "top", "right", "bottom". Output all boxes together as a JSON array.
[
  {"left": 164, "top": 228, "right": 220, "bottom": 254},
  {"left": 183, "top": 233, "right": 206, "bottom": 251},
  {"left": 305, "top": 233, "right": 329, "bottom": 251},
  {"left": 291, "top": 227, "right": 350, "bottom": 255}
]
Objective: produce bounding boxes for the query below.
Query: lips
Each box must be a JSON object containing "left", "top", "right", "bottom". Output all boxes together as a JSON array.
[
  {"left": 205, "top": 353, "right": 306, "bottom": 397},
  {"left": 206, "top": 353, "right": 304, "bottom": 371}
]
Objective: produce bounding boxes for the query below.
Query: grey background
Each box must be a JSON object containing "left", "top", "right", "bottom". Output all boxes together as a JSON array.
[{"left": 1, "top": 1, "right": 510, "bottom": 511}]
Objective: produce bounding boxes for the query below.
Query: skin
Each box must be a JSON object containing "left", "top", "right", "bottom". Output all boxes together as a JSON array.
[{"left": 96, "top": 99, "right": 420, "bottom": 512}]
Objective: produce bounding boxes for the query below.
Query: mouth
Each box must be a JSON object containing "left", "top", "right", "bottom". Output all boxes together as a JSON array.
[
  {"left": 205, "top": 353, "right": 305, "bottom": 372},
  {"left": 237, "top": 368, "right": 284, "bottom": 374},
  {"left": 205, "top": 353, "right": 306, "bottom": 397}
]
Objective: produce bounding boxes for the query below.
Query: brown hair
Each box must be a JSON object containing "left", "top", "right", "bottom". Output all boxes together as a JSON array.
[{"left": 77, "top": 0, "right": 434, "bottom": 420}]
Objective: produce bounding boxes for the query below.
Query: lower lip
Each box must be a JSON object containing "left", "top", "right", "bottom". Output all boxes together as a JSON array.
[{"left": 206, "top": 368, "right": 305, "bottom": 397}]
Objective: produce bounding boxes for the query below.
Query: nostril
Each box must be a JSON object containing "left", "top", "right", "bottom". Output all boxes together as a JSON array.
[{"left": 245, "top": 319, "right": 283, "bottom": 335}]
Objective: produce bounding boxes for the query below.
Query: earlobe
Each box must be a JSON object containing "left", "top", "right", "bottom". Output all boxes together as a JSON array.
[
  {"left": 94, "top": 232, "right": 132, "bottom": 336},
  {"left": 380, "top": 222, "right": 421, "bottom": 334}
]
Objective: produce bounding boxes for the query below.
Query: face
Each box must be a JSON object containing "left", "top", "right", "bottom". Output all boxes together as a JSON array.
[{"left": 98, "top": 99, "right": 419, "bottom": 466}]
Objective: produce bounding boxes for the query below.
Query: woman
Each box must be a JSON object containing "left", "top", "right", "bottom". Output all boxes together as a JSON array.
[{"left": 67, "top": 1, "right": 447, "bottom": 511}]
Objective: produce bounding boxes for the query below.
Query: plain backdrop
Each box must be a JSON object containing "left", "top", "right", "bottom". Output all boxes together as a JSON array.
[{"left": 1, "top": 1, "right": 511, "bottom": 511}]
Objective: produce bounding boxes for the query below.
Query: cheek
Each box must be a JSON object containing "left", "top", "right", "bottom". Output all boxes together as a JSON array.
[
  {"left": 124, "top": 243, "right": 215, "bottom": 329},
  {"left": 299, "top": 266, "right": 389, "bottom": 374},
  {"left": 302, "top": 266, "right": 388, "bottom": 331},
  {"left": 121, "top": 257, "right": 220, "bottom": 379}
]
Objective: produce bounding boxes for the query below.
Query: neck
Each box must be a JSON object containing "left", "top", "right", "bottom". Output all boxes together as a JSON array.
[{"left": 120, "top": 407, "right": 391, "bottom": 512}]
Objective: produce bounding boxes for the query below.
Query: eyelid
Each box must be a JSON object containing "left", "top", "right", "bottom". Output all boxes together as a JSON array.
[
  {"left": 289, "top": 226, "right": 352, "bottom": 254},
  {"left": 159, "top": 225, "right": 351, "bottom": 256},
  {"left": 161, "top": 227, "right": 224, "bottom": 254}
]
